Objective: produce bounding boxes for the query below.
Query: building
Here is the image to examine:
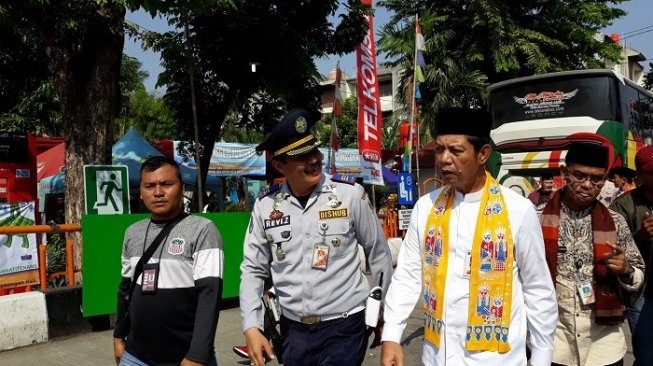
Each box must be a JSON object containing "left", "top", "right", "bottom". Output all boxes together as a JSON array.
[
  {"left": 319, "top": 65, "right": 406, "bottom": 123},
  {"left": 597, "top": 32, "right": 649, "bottom": 86}
]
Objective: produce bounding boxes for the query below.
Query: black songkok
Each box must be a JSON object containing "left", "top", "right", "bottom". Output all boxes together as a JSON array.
[
  {"left": 565, "top": 142, "right": 609, "bottom": 169},
  {"left": 433, "top": 107, "right": 492, "bottom": 140}
]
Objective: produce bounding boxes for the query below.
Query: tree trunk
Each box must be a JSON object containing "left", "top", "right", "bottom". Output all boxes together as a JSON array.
[
  {"left": 46, "top": 3, "right": 125, "bottom": 281},
  {"left": 191, "top": 89, "right": 237, "bottom": 212}
]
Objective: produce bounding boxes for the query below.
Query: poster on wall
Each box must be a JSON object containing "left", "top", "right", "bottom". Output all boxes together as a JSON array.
[{"left": 0, "top": 202, "right": 39, "bottom": 289}]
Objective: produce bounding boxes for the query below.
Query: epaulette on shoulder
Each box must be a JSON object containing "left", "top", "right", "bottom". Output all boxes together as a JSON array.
[
  {"left": 258, "top": 185, "right": 281, "bottom": 199},
  {"left": 331, "top": 177, "right": 355, "bottom": 185}
]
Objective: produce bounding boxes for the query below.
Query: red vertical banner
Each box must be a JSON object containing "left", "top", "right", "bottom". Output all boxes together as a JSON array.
[{"left": 356, "top": 2, "right": 384, "bottom": 185}]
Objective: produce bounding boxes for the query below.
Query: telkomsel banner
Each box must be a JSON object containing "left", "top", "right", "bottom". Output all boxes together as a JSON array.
[
  {"left": 0, "top": 202, "right": 39, "bottom": 289},
  {"left": 356, "top": 0, "right": 384, "bottom": 185}
]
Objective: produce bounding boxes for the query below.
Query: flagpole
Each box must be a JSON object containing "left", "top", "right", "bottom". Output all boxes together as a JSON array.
[
  {"left": 416, "top": 115, "right": 421, "bottom": 197},
  {"left": 329, "top": 61, "right": 340, "bottom": 175},
  {"left": 407, "top": 14, "right": 419, "bottom": 176}
]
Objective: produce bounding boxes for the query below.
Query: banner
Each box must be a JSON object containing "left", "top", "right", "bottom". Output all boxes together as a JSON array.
[
  {"left": 173, "top": 142, "right": 265, "bottom": 177},
  {"left": 356, "top": 3, "right": 384, "bottom": 186},
  {"left": 0, "top": 202, "right": 39, "bottom": 289},
  {"left": 319, "top": 148, "right": 362, "bottom": 174}
]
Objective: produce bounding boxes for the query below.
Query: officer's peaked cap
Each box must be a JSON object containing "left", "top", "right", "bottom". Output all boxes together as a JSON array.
[{"left": 256, "top": 108, "right": 322, "bottom": 158}]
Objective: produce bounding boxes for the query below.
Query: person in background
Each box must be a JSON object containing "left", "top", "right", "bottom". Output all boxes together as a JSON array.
[
  {"left": 540, "top": 142, "right": 644, "bottom": 366},
  {"left": 610, "top": 145, "right": 653, "bottom": 366},
  {"left": 610, "top": 166, "right": 637, "bottom": 201},
  {"left": 528, "top": 171, "right": 557, "bottom": 208},
  {"left": 240, "top": 108, "right": 393, "bottom": 366},
  {"left": 381, "top": 107, "right": 557, "bottom": 366},
  {"left": 113, "top": 156, "right": 223, "bottom": 366}
]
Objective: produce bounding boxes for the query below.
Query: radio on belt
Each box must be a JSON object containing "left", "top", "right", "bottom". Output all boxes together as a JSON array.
[{"left": 365, "top": 273, "right": 384, "bottom": 327}]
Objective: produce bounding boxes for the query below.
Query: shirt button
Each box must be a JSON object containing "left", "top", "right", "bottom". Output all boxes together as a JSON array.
[
  {"left": 305, "top": 234, "right": 310, "bottom": 239},
  {"left": 576, "top": 313, "right": 580, "bottom": 317},
  {"left": 577, "top": 334, "right": 581, "bottom": 337}
]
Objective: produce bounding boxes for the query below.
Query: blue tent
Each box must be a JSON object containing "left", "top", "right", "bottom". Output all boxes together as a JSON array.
[
  {"left": 112, "top": 127, "right": 223, "bottom": 191},
  {"left": 38, "top": 128, "right": 223, "bottom": 198}
]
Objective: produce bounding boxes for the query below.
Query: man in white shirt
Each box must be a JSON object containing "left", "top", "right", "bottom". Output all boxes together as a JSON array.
[{"left": 381, "top": 107, "right": 558, "bottom": 366}]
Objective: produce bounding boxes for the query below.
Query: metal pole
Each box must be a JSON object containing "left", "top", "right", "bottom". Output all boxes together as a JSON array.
[
  {"left": 416, "top": 121, "right": 421, "bottom": 197},
  {"left": 406, "top": 14, "right": 419, "bottom": 174},
  {"left": 329, "top": 61, "right": 341, "bottom": 174}
]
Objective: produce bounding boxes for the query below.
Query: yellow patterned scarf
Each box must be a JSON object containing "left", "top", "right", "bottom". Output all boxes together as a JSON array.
[{"left": 422, "top": 172, "right": 514, "bottom": 352}]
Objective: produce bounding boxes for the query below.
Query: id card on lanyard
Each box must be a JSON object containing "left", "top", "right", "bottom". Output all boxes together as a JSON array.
[{"left": 141, "top": 262, "right": 160, "bottom": 294}]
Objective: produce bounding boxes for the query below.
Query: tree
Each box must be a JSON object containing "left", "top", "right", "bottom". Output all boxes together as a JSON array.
[
  {"left": 117, "top": 85, "right": 180, "bottom": 140},
  {"left": 4, "top": 1, "right": 126, "bottom": 274},
  {"left": 318, "top": 96, "right": 359, "bottom": 149},
  {"left": 139, "top": 0, "right": 369, "bottom": 210},
  {"left": 644, "top": 63, "right": 653, "bottom": 91},
  {"left": 0, "top": 7, "right": 61, "bottom": 135},
  {"left": 378, "top": 0, "right": 627, "bottom": 124}
]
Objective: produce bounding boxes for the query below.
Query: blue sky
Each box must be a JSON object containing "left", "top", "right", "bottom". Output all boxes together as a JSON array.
[{"left": 124, "top": 0, "right": 653, "bottom": 92}]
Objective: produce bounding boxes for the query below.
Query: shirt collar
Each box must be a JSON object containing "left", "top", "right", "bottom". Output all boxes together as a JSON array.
[{"left": 454, "top": 187, "right": 484, "bottom": 203}]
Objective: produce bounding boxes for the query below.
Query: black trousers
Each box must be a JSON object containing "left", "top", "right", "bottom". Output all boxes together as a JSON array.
[{"left": 279, "top": 311, "right": 367, "bottom": 366}]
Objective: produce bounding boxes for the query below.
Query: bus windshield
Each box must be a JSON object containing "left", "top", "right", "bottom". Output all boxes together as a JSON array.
[{"left": 490, "top": 74, "right": 619, "bottom": 129}]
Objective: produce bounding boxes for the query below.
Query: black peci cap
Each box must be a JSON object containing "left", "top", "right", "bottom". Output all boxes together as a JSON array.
[
  {"left": 565, "top": 142, "right": 609, "bottom": 169},
  {"left": 433, "top": 107, "right": 492, "bottom": 140},
  {"left": 256, "top": 108, "right": 322, "bottom": 158}
]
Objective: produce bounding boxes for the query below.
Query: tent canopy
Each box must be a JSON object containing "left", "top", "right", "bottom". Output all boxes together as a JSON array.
[{"left": 38, "top": 127, "right": 223, "bottom": 197}]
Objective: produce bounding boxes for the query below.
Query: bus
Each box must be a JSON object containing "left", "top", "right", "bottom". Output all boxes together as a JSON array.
[{"left": 487, "top": 69, "right": 653, "bottom": 196}]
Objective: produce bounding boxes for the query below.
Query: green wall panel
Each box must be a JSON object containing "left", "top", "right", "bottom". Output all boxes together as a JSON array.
[{"left": 82, "top": 212, "right": 249, "bottom": 317}]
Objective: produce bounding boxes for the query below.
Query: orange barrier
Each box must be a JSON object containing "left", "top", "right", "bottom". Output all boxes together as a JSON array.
[
  {"left": 0, "top": 224, "right": 80, "bottom": 291},
  {"left": 422, "top": 177, "right": 443, "bottom": 194},
  {"left": 380, "top": 209, "right": 398, "bottom": 239}
]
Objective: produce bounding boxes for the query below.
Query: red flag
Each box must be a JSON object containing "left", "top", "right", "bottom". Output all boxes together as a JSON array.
[
  {"left": 334, "top": 66, "right": 343, "bottom": 117},
  {"left": 330, "top": 119, "right": 340, "bottom": 152}
]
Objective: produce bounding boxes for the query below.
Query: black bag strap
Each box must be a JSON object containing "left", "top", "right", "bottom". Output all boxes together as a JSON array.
[{"left": 125, "top": 213, "right": 188, "bottom": 302}]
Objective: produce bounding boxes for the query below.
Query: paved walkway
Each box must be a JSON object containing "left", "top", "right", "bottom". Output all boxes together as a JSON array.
[
  {"left": 0, "top": 304, "right": 425, "bottom": 366},
  {"left": 0, "top": 304, "right": 634, "bottom": 365}
]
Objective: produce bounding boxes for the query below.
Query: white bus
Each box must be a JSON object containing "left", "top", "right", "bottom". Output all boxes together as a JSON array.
[{"left": 487, "top": 69, "right": 653, "bottom": 196}]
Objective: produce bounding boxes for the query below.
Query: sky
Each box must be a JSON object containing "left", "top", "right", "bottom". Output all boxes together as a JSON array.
[{"left": 124, "top": 0, "right": 653, "bottom": 93}]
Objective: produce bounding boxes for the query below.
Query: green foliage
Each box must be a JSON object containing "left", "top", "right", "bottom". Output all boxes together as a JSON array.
[
  {"left": 378, "top": 0, "right": 627, "bottom": 120},
  {"left": 128, "top": 0, "right": 368, "bottom": 207},
  {"left": 644, "top": 64, "right": 653, "bottom": 91},
  {"left": 382, "top": 108, "right": 408, "bottom": 149},
  {"left": 0, "top": 5, "right": 61, "bottom": 134},
  {"left": 318, "top": 96, "right": 359, "bottom": 148},
  {"left": 115, "top": 54, "right": 180, "bottom": 140},
  {"left": 45, "top": 222, "right": 67, "bottom": 288},
  {"left": 116, "top": 85, "right": 179, "bottom": 140},
  {"left": 120, "top": 55, "right": 149, "bottom": 106}
]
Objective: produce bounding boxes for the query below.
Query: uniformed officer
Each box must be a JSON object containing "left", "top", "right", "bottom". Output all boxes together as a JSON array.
[{"left": 240, "top": 108, "right": 393, "bottom": 366}]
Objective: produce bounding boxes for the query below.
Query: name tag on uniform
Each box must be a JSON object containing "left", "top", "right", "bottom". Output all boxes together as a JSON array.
[
  {"left": 141, "top": 262, "right": 160, "bottom": 294},
  {"left": 312, "top": 244, "right": 330, "bottom": 270},
  {"left": 319, "top": 209, "right": 348, "bottom": 220}
]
